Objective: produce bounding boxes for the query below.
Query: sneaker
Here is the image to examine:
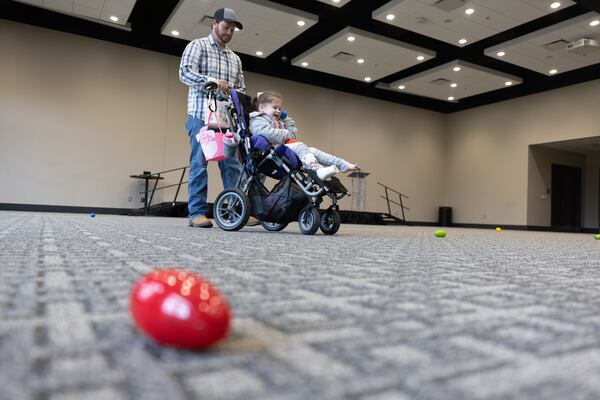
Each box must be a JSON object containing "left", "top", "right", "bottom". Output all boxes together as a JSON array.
[
  {"left": 246, "top": 216, "right": 260, "bottom": 226},
  {"left": 316, "top": 165, "right": 339, "bottom": 181},
  {"left": 188, "top": 215, "right": 213, "bottom": 228}
]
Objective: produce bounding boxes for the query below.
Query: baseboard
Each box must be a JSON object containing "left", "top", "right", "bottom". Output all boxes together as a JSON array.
[
  {"left": 1, "top": 203, "right": 597, "bottom": 233},
  {"left": 0, "top": 203, "right": 131, "bottom": 215},
  {"left": 403, "top": 221, "right": 438, "bottom": 227},
  {"left": 408, "top": 221, "right": 597, "bottom": 234}
]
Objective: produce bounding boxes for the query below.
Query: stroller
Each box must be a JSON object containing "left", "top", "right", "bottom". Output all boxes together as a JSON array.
[{"left": 202, "top": 82, "right": 350, "bottom": 235}]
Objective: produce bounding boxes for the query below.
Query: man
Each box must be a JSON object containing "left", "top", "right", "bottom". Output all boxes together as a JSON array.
[{"left": 179, "top": 8, "right": 258, "bottom": 228}]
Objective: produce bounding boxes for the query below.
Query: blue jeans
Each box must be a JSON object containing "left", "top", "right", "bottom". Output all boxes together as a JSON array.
[{"left": 186, "top": 115, "right": 241, "bottom": 219}]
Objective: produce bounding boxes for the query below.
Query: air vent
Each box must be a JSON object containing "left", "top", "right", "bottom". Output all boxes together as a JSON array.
[
  {"left": 430, "top": 0, "right": 466, "bottom": 12},
  {"left": 430, "top": 78, "right": 451, "bottom": 86},
  {"left": 331, "top": 51, "right": 355, "bottom": 62},
  {"left": 199, "top": 15, "right": 214, "bottom": 27},
  {"left": 415, "top": 16, "right": 429, "bottom": 24},
  {"left": 543, "top": 39, "right": 568, "bottom": 51}
]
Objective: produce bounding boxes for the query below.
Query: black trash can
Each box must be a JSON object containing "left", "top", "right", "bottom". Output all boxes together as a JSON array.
[{"left": 438, "top": 206, "right": 452, "bottom": 227}]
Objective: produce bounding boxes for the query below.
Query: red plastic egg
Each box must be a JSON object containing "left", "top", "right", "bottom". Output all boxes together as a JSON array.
[{"left": 129, "top": 269, "right": 231, "bottom": 349}]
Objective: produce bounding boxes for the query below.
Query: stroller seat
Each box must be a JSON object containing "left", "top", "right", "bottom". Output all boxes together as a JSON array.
[{"left": 249, "top": 135, "right": 302, "bottom": 179}]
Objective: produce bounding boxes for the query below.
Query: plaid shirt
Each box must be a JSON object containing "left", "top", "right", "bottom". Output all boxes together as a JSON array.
[{"left": 179, "top": 34, "right": 245, "bottom": 121}]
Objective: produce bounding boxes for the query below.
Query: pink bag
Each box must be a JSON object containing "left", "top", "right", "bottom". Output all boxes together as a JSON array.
[{"left": 196, "top": 112, "right": 227, "bottom": 161}]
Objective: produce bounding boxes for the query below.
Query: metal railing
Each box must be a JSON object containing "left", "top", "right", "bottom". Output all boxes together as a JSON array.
[
  {"left": 377, "top": 182, "right": 410, "bottom": 222},
  {"left": 139, "top": 166, "right": 189, "bottom": 215}
]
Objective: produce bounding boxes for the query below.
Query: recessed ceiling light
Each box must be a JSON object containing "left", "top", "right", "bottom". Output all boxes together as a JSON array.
[
  {"left": 450, "top": 83, "right": 458, "bottom": 88},
  {"left": 110, "top": 16, "right": 119, "bottom": 22},
  {"left": 357, "top": 58, "right": 365, "bottom": 64},
  {"left": 398, "top": 85, "right": 406, "bottom": 90},
  {"left": 448, "top": 96, "right": 455, "bottom": 101},
  {"left": 364, "top": 77, "right": 372, "bottom": 82},
  {"left": 386, "top": 14, "right": 395, "bottom": 21},
  {"left": 458, "top": 38, "right": 468, "bottom": 45},
  {"left": 417, "top": 55, "right": 425, "bottom": 61},
  {"left": 505, "top": 81, "right": 513, "bottom": 86},
  {"left": 347, "top": 36, "right": 356, "bottom": 42},
  {"left": 590, "top": 20, "right": 600, "bottom": 27},
  {"left": 550, "top": 2, "right": 561, "bottom": 9},
  {"left": 497, "top": 51, "right": 506, "bottom": 57},
  {"left": 465, "top": 8, "right": 474, "bottom": 15},
  {"left": 453, "top": 66, "right": 461, "bottom": 72},
  {"left": 256, "top": 51, "right": 263, "bottom": 56},
  {"left": 549, "top": 69, "right": 558, "bottom": 74},
  {"left": 301, "top": 62, "right": 309, "bottom": 67},
  {"left": 333, "top": 0, "right": 340, "bottom": 3},
  {"left": 171, "top": 30, "right": 180, "bottom": 36},
  {"left": 297, "top": 20, "right": 306, "bottom": 27}
]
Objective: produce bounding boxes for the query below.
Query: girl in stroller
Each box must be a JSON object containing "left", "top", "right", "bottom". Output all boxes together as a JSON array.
[
  {"left": 202, "top": 82, "right": 350, "bottom": 235},
  {"left": 249, "top": 91, "right": 359, "bottom": 181}
]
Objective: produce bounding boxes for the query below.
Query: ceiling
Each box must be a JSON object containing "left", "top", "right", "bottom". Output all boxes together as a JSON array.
[{"left": 2, "top": 0, "right": 600, "bottom": 113}]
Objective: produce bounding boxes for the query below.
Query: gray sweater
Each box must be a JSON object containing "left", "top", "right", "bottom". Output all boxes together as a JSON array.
[{"left": 249, "top": 111, "right": 298, "bottom": 144}]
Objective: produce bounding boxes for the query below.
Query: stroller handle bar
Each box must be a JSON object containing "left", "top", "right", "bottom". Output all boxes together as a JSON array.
[{"left": 202, "top": 81, "right": 229, "bottom": 101}]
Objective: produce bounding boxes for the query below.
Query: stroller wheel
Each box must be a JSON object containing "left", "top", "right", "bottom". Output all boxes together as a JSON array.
[
  {"left": 298, "top": 206, "right": 320, "bottom": 235},
  {"left": 261, "top": 221, "right": 288, "bottom": 232},
  {"left": 213, "top": 188, "right": 250, "bottom": 231},
  {"left": 320, "top": 209, "right": 341, "bottom": 235}
]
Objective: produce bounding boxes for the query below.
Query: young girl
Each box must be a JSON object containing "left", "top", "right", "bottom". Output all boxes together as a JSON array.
[{"left": 249, "top": 91, "right": 359, "bottom": 180}]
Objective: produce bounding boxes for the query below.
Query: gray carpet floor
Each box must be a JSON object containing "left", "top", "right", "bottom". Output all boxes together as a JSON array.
[{"left": 1, "top": 211, "right": 600, "bottom": 400}]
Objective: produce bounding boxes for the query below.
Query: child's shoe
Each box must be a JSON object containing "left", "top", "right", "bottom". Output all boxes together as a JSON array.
[{"left": 316, "top": 165, "right": 339, "bottom": 181}]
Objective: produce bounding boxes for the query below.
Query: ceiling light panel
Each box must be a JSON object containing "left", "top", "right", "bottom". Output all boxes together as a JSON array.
[
  {"left": 12, "top": 0, "right": 136, "bottom": 26},
  {"left": 485, "top": 12, "right": 600, "bottom": 76},
  {"left": 372, "top": 0, "right": 576, "bottom": 46},
  {"left": 162, "top": 0, "right": 318, "bottom": 58},
  {"left": 316, "top": 0, "right": 352, "bottom": 7},
  {"left": 291, "top": 27, "right": 436, "bottom": 82},
  {"left": 379, "top": 60, "right": 522, "bottom": 101}
]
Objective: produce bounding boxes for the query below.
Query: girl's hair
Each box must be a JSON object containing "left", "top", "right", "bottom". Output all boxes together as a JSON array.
[{"left": 250, "top": 91, "right": 281, "bottom": 112}]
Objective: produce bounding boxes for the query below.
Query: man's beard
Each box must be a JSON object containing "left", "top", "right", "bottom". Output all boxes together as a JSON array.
[{"left": 216, "top": 30, "right": 231, "bottom": 44}]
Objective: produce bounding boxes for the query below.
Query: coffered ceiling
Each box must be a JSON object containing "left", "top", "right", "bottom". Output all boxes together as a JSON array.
[{"left": 3, "top": 0, "right": 600, "bottom": 113}]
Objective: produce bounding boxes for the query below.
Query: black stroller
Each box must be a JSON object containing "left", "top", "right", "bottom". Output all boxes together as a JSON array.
[{"left": 203, "top": 82, "right": 350, "bottom": 235}]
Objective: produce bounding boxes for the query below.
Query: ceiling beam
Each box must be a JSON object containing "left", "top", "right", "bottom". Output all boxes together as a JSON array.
[{"left": 573, "top": 0, "right": 600, "bottom": 14}]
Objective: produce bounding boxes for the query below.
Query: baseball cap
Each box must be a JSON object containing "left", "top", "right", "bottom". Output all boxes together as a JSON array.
[{"left": 213, "top": 8, "right": 243, "bottom": 30}]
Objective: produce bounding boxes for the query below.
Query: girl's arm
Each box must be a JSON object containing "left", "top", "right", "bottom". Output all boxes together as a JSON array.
[
  {"left": 250, "top": 115, "right": 295, "bottom": 144},
  {"left": 283, "top": 116, "right": 298, "bottom": 139}
]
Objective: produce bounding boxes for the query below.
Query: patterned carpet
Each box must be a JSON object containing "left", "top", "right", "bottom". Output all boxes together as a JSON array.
[{"left": 1, "top": 211, "right": 600, "bottom": 400}]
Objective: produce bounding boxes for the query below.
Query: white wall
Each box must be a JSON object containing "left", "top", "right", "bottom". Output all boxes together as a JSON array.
[
  {"left": 0, "top": 19, "right": 175, "bottom": 208},
  {"left": 0, "top": 20, "right": 446, "bottom": 221},
  {"left": 445, "top": 79, "right": 600, "bottom": 226}
]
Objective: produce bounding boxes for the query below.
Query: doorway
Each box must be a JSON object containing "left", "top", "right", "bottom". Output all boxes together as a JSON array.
[{"left": 551, "top": 163, "right": 582, "bottom": 229}]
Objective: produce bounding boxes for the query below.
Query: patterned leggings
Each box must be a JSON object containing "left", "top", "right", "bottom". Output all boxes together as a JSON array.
[{"left": 285, "top": 141, "right": 350, "bottom": 171}]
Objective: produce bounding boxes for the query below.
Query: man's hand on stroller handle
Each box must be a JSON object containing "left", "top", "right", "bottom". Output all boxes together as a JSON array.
[
  {"left": 215, "top": 80, "right": 229, "bottom": 92},
  {"left": 202, "top": 80, "right": 229, "bottom": 91},
  {"left": 202, "top": 81, "right": 230, "bottom": 101}
]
